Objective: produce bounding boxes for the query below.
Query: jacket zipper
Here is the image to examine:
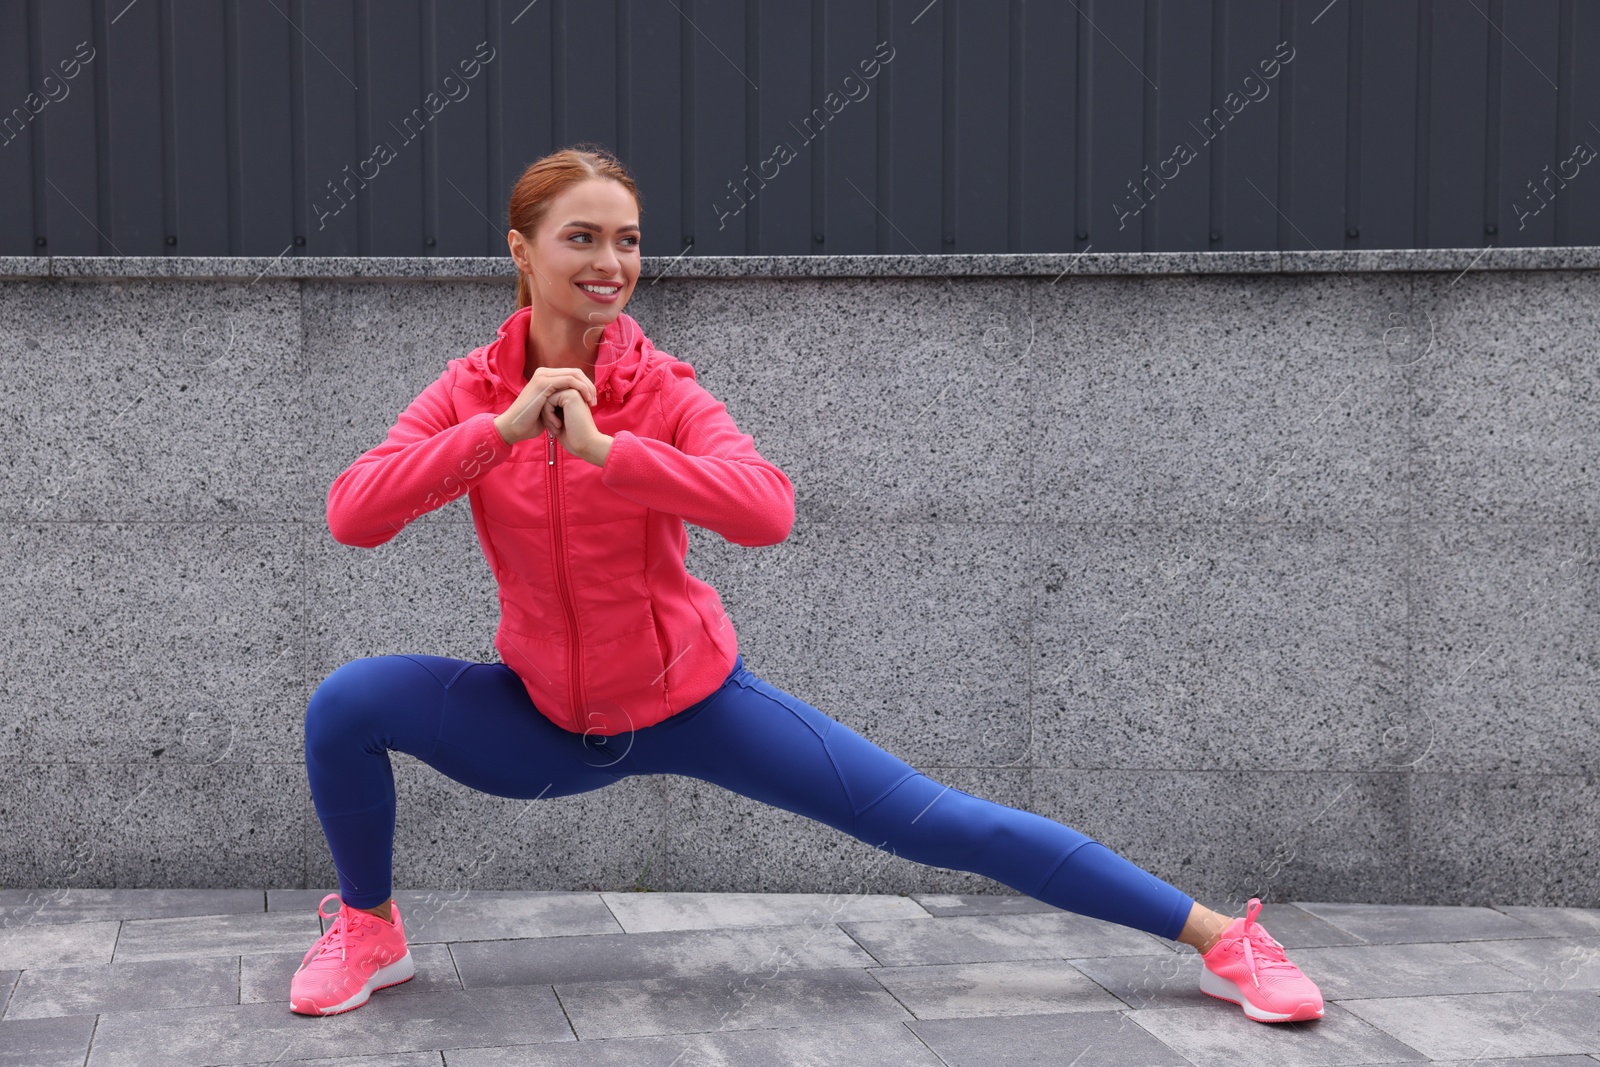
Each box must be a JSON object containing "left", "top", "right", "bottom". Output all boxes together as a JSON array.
[{"left": 548, "top": 431, "right": 585, "bottom": 730}]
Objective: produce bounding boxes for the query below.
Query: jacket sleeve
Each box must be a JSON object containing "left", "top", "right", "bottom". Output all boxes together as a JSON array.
[
  {"left": 325, "top": 362, "right": 515, "bottom": 548},
  {"left": 598, "top": 360, "right": 795, "bottom": 547}
]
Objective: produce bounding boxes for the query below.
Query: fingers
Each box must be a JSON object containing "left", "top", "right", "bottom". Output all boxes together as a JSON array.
[
  {"left": 544, "top": 388, "right": 594, "bottom": 434},
  {"left": 528, "top": 387, "right": 580, "bottom": 428},
  {"left": 517, "top": 369, "right": 597, "bottom": 438},
  {"left": 541, "top": 395, "right": 564, "bottom": 433},
  {"left": 529, "top": 366, "right": 597, "bottom": 406},
  {"left": 551, "top": 387, "right": 591, "bottom": 408}
]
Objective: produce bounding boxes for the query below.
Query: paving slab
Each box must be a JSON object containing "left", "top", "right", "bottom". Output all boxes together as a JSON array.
[
  {"left": 1067, "top": 952, "right": 1248, "bottom": 1012},
  {"left": 442, "top": 1021, "right": 946, "bottom": 1067},
  {"left": 1493, "top": 906, "right": 1600, "bottom": 939},
  {"left": 270, "top": 890, "right": 623, "bottom": 944},
  {"left": 0, "top": 970, "right": 16, "bottom": 1016},
  {"left": 909, "top": 1010, "right": 1195, "bottom": 1067},
  {"left": 1455, "top": 937, "right": 1600, "bottom": 992},
  {"left": 267, "top": 890, "right": 363, "bottom": 913},
  {"left": 4, "top": 954, "right": 239, "bottom": 1018},
  {"left": 1417, "top": 1059, "right": 1600, "bottom": 1067},
  {"left": 552, "top": 966, "right": 913, "bottom": 1040},
  {"left": 910, "top": 892, "right": 1064, "bottom": 918},
  {"left": 444, "top": 984, "right": 578, "bottom": 1046},
  {"left": 1190, "top": 898, "right": 1367, "bottom": 948},
  {"left": 1295, "top": 901, "right": 1551, "bottom": 943},
  {"left": 0, "top": 1013, "right": 98, "bottom": 1067},
  {"left": 84, "top": 986, "right": 573, "bottom": 1067},
  {"left": 0, "top": 919, "right": 119, "bottom": 970},
  {"left": 449, "top": 922, "right": 875, "bottom": 988},
  {"left": 391, "top": 893, "right": 622, "bottom": 945},
  {"left": 0, "top": 888, "right": 266, "bottom": 926},
  {"left": 226, "top": 1055, "right": 444, "bottom": 1067},
  {"left": 868, "top": 958, "right": 1127, "bottom": 1018},
  {"left": 112, "top": 910, "right": 322, "bottom": 963},
  {"left": 840, "top": 910, "right": 1174, "bottom": 967},
  {"left": 1069, "top": 942, "right": 1532, "bottom": 1014},
  {"left": 266, "top": 889, "right": 591, "bottom": 911},
  {"left": 240, "top": 942, "right": 462, "bottom": 1004},
  {"left": 1129, "top": 1001, "right": 1427, "bottom": 1067},
  {"left": 597, "top": 891, "right": 930, "bottom": 933},
  {"left": 1284, "top": 942, "right": 1534, "bottom": 999},
  {"left": 1338, "top": 990, "right": 1600, "bottom": 1060}
]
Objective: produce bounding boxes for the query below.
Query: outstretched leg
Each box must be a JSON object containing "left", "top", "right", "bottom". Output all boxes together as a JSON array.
[
  {"left": 303, "top": 654, "right": 624, "bottom": 910},
  {"left": 625, "top": 659, "right": 1194, "bottom": 942}
]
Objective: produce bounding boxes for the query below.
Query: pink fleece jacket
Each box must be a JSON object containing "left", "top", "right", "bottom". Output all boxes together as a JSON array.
[{"left": 325, "top": 304, "right": 795, "bottom": 735}]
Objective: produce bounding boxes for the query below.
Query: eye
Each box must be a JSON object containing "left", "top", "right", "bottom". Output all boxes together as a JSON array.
[{"left": 568, "top": 233, "right": 639, "bottom": 246}]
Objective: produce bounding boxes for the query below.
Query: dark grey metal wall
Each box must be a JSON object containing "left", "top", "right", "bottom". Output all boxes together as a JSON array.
[{"left": 3, "top": 0, "right": 1598, "bottom": 258}]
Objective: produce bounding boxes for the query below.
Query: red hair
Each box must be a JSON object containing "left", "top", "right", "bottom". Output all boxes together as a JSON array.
[{"left": 507, "top": 143, "right": 643, "bottom": 310}]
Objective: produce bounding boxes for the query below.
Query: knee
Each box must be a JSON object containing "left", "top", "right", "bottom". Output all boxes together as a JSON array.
[
  {"left": 304, "top": 656, "right": 395, "bottom": 754},
  {"left": 923, "top": 788, "right": 1015, "bottom": 853}
]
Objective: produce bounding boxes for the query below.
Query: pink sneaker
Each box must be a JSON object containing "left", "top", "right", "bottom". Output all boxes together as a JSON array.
[
  {"left": 289, "top": 893, "right": 414, "bottom": 1016},
  {"left": 1199, "top": 897, "right": 1325, "bottom": 1023}
]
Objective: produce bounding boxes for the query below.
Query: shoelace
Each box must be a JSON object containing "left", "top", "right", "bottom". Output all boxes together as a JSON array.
[
  {"left": 1216, "top": 923, "right": 1298, "bottom": 988},
  {"left": 296, "top": 896, "right": 376, "bottom": 971}
]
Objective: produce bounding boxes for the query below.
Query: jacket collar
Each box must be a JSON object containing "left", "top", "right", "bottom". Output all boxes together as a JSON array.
[{"left": 476, "top": 303, "right": 651, "bottom": 405}]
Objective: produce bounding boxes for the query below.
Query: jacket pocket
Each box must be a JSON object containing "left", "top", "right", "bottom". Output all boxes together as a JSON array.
[
  {"left": 647, "top": 597, "right": 672, "bottom": 706},
  {"left": 579, "top": 613, "right": 668, "bottom": 733}
]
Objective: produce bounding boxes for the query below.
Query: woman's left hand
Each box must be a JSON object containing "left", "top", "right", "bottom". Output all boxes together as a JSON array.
[{"left": 544, "top": 388, "right": 614, "bottom": 467}]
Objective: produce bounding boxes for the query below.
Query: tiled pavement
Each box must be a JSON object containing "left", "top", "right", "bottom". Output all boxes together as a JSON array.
[{"left": 1, "top": 890, "right": 1598, "bottom": 1066}]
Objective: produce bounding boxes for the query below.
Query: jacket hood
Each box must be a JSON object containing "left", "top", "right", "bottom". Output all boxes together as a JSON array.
[{"left": 471, "top": 304, "right": 653, "bottom": 405}]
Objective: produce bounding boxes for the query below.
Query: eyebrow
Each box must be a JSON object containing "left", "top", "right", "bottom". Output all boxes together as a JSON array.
[{"left": 564, "top": 220, "right": 641, "bottom": 233}]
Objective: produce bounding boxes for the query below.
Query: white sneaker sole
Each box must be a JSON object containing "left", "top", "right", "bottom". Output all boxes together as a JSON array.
[
  {"left": 1199, "top": 966, "right": 1323, "bottom": 1023},
  {"left": 293, "top": 950, "right": 416, "bottom": 1016}
]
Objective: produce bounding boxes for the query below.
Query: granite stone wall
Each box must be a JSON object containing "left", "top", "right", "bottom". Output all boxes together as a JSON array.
[{"left": 2, "top": 250, "right": 1595, "bottom": 909}]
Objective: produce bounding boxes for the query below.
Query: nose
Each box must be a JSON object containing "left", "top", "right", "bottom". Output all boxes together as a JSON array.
[{"left": 592, "top": 242, "right": 622, "bottom": 277}]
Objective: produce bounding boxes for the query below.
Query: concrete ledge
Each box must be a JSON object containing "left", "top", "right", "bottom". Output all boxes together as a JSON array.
[{"left": 4, "top": 246, "right": 1600, "bottom": 280}]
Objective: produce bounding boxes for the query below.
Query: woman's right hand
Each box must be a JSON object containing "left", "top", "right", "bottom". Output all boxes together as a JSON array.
[{"left": 493, "top": 366, "right": 598, "bottom": 445}]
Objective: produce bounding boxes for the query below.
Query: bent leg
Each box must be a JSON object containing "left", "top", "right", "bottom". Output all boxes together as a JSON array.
[
  {"left": 303, "top": 654, "right": 621, "bottom": 908},
  {"left": 631, "top": 664, "right": 1192, "bottom": 941}
]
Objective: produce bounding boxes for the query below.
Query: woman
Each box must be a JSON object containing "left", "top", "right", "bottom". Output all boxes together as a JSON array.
[{"left": 291, "top": 145, "right": 1324, "bottom": 1024}]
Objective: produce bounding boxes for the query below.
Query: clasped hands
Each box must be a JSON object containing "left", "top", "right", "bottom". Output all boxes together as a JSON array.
[{"left": 493, "top": 365, "right": 614, "bottom": 467}]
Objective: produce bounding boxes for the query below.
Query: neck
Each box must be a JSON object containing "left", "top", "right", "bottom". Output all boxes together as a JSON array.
[{"left": 524, "top": 302, "right": 606, "bottom": 381}]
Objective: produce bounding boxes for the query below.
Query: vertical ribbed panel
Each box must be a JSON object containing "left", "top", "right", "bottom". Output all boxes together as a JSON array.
[{"left": 2, "top": 0, "right": 1595, "bottom": 255}]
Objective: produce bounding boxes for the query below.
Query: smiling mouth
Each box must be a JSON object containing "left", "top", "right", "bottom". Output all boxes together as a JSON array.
[{"left": 577, "top": 282, "right": 622, "bottom": 295}]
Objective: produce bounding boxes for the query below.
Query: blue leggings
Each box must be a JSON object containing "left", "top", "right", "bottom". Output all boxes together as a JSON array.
[{"left": 303, "top": 652, "right": 1195, "bottom": 941}]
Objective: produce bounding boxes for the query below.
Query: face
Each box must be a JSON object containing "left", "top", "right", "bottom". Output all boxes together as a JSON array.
[{"left": 509, "top": 179, "right": 641, "bottom": 331}]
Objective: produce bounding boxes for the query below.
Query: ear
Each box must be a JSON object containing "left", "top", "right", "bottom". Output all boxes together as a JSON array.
[{"left": 507, "top": 229, "right": 530, "bottom": 271}]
